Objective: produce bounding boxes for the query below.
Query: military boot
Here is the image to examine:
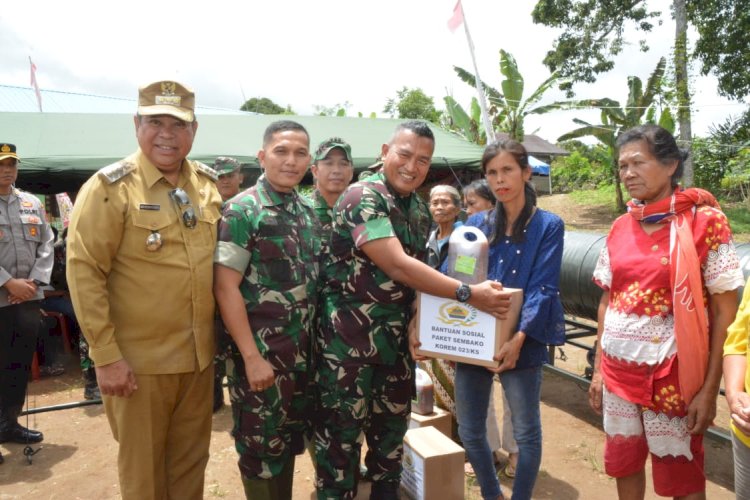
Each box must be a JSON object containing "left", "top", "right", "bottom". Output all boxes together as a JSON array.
[
  {"left": 241, "top": 458, "right": 294, "bottom": 500},
  {"left": 0, "top": 405, "right": 43, "bottom": 444},
  {"left": 241, "top": 476, "right": 278, "bottom": 500},
  {"left": 83, "top": 367, "right": 101, "bottom": 400},
  {"left": 370, "top": 480, "right": 401, "bottom": 500}
]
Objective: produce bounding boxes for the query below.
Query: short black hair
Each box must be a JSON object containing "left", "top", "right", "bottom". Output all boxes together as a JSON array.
[
  {"left": 262, "top": 120, "right": 310, "bottom": 148},
  {"left": 616, "top": 124, "right": 688, "bottom": 188},
  {"left": 390, "top": 120, "right": 435, "bottom": 144},
  {"left": 463, "top": 178, "right": 494, "bottom": 204}
]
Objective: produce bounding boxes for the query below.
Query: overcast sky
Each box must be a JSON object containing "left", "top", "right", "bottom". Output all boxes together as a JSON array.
[{"left": 1, "top": 0, "right": 744, "bottom": 143}]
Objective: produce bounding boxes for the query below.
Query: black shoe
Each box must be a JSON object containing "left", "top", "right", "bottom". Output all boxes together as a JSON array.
[
  {"left": 0, "top": 450, "right": 4, "bottom": 464},
  {"left": 0, "top": 422, "right": 44, "bottom": 444},
  {"left": 370, "top": 480, "right": 400, "bottom": 500}
]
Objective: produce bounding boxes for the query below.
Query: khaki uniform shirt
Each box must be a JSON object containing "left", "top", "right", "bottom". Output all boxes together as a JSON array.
[
  {"left": 0, "top": 188, "right": 54, "bottom": 307},
  {"left": 67, "top": 150, "right": 222, "bottom": 373}
]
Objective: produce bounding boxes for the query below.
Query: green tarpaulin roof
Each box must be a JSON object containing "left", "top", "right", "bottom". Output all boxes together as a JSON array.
[{"left": 1, "top": 112, "right": 484, "bottom": 194}]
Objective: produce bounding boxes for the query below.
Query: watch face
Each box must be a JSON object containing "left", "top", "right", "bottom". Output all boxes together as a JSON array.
[{"left": 456, "top": 284, "right": 471, "bottom": 302}]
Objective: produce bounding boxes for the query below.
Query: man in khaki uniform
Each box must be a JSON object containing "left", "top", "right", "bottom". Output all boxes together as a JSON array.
[{"left": 67, "top": 81, "right": 222, "bottom": 499}]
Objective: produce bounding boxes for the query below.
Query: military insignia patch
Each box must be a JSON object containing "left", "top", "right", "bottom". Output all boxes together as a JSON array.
[
  {"left": 99, "top": 161, "right": 136, "bottom": 184},
  {"left": 161, "top": 82, "right": 176, "bottom": 95},
  {"left": 156, "top": 81, "right": 181, "bottom": 106},
  {"left": 194, "top": 161, "right": 218, "bottom": 181}
]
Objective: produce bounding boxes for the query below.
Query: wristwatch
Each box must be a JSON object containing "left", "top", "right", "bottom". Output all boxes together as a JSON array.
[{"left": 455, "top": 283, "right": 472, "bottom": 303}]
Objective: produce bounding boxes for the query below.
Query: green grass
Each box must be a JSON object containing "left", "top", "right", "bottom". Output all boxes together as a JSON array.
[
  {"left": 568, "top": 184, "right": 618, "bottom": 209},
  {"left": 722, "top": 202, "right": 750, "bottom": 242}
]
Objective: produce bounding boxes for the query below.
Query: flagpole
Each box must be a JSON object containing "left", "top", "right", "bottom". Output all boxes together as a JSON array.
[
  {"left": 29, "top": 57, "right": 43, "bottom": 112},
  {"left": 460, "top": 3, "right": 494, "bottom": 142}
]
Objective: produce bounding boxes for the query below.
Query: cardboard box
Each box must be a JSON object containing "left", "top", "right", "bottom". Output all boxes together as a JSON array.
[
  {"left": 401, "top": 426, "right": 465, "bottom": 500},
  {"left": 408, "top": 406, "right": 452, "bottom": 439},
  {"left": 415, "top": 288, "right": 523, "bottom": 367}
]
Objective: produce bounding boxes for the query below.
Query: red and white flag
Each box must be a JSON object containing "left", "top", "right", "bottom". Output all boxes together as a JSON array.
[
  {"left": 29, "top": 57, "right": 43, "bottom": 112},
  {"left": 447, "top": 0, "right": 464, "bottom": 33}
]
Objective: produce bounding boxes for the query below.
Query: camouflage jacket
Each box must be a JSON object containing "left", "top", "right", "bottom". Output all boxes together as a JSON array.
[
  {"left": 310, "top": 189, "right": 334, "bottom": 230},
  {"left": 215, "top": 175, "right": 319, "bottom": 372},
  {"left": 309, "top": 190, "right": 333, "bottom": 353},
  {"left": 320, "top": 171, "right": 431, "bottom": 365}
]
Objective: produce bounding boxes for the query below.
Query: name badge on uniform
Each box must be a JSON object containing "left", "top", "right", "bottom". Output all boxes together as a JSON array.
[{"left": 139, "top": 203, "right": 160, "bottom": 211}]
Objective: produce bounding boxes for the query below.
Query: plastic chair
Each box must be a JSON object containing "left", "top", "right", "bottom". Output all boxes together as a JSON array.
[
  {"left": 30, "top": 352, "right": 41, "bottom": 381},
  {"left": 41, "top": 309, "right": 73, "bottom": 354}
]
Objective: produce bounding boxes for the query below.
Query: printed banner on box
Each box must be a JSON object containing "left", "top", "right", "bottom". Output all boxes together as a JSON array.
[
  {"left": 418, "top": 294, "right": 496, "bottom": 363},
  {"left": 416, "top": 289, "right": 521, "bottom": 368}
]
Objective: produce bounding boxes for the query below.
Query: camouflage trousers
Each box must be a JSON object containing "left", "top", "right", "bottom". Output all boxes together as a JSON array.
[
  {"left": 214, "top": 318, "right": 233, "bottom": 400},
  {"left": 229, "top": 365, "right": 311, "bottom": 481},
  {"left": 78, "top": 334, "right": 94, "bottom": 370},
  {"left": 314, "top": 355, "right": 413, "bottom": 499}
]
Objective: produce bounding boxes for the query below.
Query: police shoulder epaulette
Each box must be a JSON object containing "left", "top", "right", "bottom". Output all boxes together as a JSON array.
[
  {"left": 98, "top": 161, "right": 136, "bottom": 184},
  {"left": 194, "top": 161, "right": 218, "bottom": 181}
]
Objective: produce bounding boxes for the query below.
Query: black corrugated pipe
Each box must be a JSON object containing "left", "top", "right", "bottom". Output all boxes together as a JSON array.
[{"left": 561, "top": 231, "right": 750, "bottom": 321}]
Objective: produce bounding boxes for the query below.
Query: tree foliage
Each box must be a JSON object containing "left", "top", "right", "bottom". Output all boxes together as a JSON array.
[
  {"left": 551, "top": 141, "right": 611, "bottom": 192},
  {"left": 557, "top": 58, "right": 671, "bottom": 211},
  {"left": 442, "top": 96, "right": 486, "bottom": 145},
  {"left": 693, "top": 109, "right": 750, "bottom": 196},
  {"left": 689, "top": 1, "right": 750, "bottom": 100},
  {"left": 383, "top": 87, "right": 441, "bottom": 123},
  {"left": 313, "top": 102, "right": 351, "bottom": 117},
  {"left": 531, "top": 0, "right": 658, "bottom": 96},
  {"left": 532, "top": 0, "right": 750, "bottom": 101},
  {"left": 240, "top": 97, "right": 293, "bottom": 115},
  {"left": 453, "top": 49, "right": 571, "bottom": 142}
]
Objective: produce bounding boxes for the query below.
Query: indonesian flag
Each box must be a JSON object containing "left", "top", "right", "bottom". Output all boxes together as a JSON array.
[
  {"left": 447, "top": 0, "right": 464, "bottom": 33},
  {"left": 29, "top": 57, "right": 42, "bottom": 112}
]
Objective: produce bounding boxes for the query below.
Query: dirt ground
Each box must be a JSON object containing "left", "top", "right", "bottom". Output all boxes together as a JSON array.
[
  {"left": 537, "top": 193, "right": 615, "bottom": 233},
  {"left": 0, "top": 193, "right": 738, "bottom": 499},
  {"left": 0, "top": 347, "right": 736, "bottom": 499}
]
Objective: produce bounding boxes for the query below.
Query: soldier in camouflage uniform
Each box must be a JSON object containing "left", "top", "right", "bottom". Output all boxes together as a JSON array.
[
  {"left": 314, "top": 121, "right": 510, "bottom": 499},
  {"left": 212, "top": 156, "right": 244, "bottom": 412},
  {"left": 214, "top": 121, "right": 319, "bottom": 499},
  {"left": 309, "top": 138, "right": 354, "bottom": 349}
]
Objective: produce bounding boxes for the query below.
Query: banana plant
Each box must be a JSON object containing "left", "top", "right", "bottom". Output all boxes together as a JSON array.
[
  {"left": 557, "top": 57, "right": 672, "bottom": 211},
  {"left": 443, "top": 95, "right": 485, "bottom": 145},
  {"left": 453, "top": 48, "right": 571, "bottom": 141}
]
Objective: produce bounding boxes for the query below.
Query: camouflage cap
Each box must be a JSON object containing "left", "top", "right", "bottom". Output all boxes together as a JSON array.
[
  {"left": 313, "top": 137, "right": 353, "bottom": 164},
  {"left": 213, "top": 157, "right": 242, "bottom": 176},
  {"left": 137, "top": 80, "right": 195, "bottom": 122},
  {"left": 0, "top": 143, "right": 20, "bottom": 162}
]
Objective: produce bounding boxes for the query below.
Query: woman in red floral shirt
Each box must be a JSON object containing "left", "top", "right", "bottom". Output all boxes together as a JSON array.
[{"left": 589, "top": 124, "right": 744, "bottom": 499}]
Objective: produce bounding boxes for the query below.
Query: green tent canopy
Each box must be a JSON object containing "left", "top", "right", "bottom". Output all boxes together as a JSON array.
[{"left": 1, "top": 112, "right": 484, "bottom": 194}]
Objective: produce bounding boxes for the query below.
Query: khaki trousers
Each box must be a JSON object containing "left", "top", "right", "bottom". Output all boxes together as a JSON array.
[{"left": 103, "top": 365, "right": 213, "bottom": 500}]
